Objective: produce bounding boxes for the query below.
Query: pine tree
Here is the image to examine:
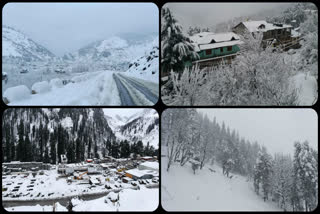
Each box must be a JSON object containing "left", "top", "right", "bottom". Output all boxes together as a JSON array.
[
  {"left": 50, "top": 132, "right": 57, "bottom": 164},
  {"left": 136, "top": 141, "right": 144, "bottom": 156},
  {"left": 161, "top": 7, "right": 199, "bottom": 75},
  {"left": 17, "top": 119, "right": 25, "bottom": 162},
  {"left": 24, "top": 135, "right": 32, "bottom": 162}
]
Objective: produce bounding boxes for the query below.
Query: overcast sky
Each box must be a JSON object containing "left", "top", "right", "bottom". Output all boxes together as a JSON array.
[
  {"left": 165, "top": 3, "right": 292, "bottom": 30},
  {"left": 198, "top": 109, "right": 318, "bottom": 156},
  {"left": 3, "top": 3, "right": 158, "bottom": 56},
  {"left": 103, "top": 108, "right": 143, "bottom": 119}
]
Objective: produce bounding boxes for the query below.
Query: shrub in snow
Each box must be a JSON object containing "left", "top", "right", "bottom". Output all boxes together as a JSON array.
[
  {"left": 31, "top": 81, "right": 51, "bottom": 94},
  {"left": 50, "top": 78, "right": 63, "bottom": 88},
  {"left": 3, "top": 85, "right": 31, "bottom": 104}
]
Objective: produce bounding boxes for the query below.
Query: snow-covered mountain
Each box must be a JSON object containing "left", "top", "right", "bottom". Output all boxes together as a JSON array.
[
  {"left": 2, "top": 25, "right": 55, "bottom": 62},
  {"left": 2, "top": 108, "right": 116, "bottom": 162},
  {"left": 126, "top": 37, "right": 159, "bottom": 80},
  {"left": 105, "top": 109, "right": 159, "bottom": 148},
  {"left": 64, "top": 36, "right": 157, "bottom": 71}
]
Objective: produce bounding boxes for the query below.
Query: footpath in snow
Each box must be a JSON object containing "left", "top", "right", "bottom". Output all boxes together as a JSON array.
[{"left": 161, "top": 157, "right": 281, "bottom": 211}]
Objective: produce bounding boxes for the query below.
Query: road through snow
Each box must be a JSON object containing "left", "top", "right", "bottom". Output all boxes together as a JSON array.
[
  {"left": 113, "top": 73, "right": 158, "bottom": 105},
  {"left": 113, "top": 73, "right": 136, "bottom": 106}
]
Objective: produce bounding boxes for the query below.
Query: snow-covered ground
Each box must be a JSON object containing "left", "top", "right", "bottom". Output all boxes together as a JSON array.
[
  {"left": 6, "top": 186, "right": 158, "bottom": 212},
  {"left": 6, "top": 202, "right": 67, "bottom": 212},
  {"left": 71, "top": 186, "right": 158, "bottom": 211},
  {"left": 292, "top": 73, "right": 317, "bottom": 105},
  {"left": 3, "top": 165, "right": 159, "bottom": 211},
  {"left": 4, "top": 70, "right": 158, "bottom": 106},
  {"left": 4, "top": 70, "right": 120, "bottom": 105},
  {"left": 161, "top": 156, "right": 281, "bottom": 211}
]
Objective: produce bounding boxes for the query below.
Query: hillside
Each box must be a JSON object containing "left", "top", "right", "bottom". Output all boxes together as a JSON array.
[
  {"left": 161, "top": 154, "right": 280, "bottom": 211},
  {"left": 125, "top": 37, "right": 159, "bottom": 83},
  {"left": 2, "top": 25, "right": 55, "bottom": 62},
  {"left": 63, "top": 36, "right": 157, "bottom": 72},
  {"left": 106, "top": 109, "right": 159, "bottom": 148}
]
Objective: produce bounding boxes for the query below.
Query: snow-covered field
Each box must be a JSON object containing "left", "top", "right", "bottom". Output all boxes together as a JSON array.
[
  {"left": 161, "top": 156, "right": 280, "bottom": 211},
  {"left": 5, "top": 186, "right": 158, "bottom": 212},
  {"left": 3, "top": 165, "right": 159, "bottom": 211}
]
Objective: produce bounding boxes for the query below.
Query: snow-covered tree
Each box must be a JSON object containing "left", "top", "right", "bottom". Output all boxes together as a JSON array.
[
  {"left": 271, "top": 153, "right": 293, "bottom": 211},
  {"left": 253, "top": 149, "right": 273, "bottom": 201},
  {"left": 161, "top": 7, "right": 199, "bottom": 76},
  {"left": 293, "top": 141, "right": 318, "bottom": 211},
  {"left": 168, "top": 32, "right": 299, "bottom": 106}
]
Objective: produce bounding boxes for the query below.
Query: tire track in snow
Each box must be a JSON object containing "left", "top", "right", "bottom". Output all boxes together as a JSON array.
[
  {"left": 118, "top": 74, "right": 158, "bottom": 104},
  {"left": 113, "top": 73, "right": 135, "bottom": 106}
]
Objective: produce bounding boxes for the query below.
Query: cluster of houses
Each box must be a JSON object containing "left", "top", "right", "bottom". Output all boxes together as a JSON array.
[
  {"left": 2, "top": 161, "right": 51, "bottom": 174},
  {"left": 57, "top": 155, "right": 159, "bottom": 185},
  {"left": 162, "top": 20, "right": 302, "bottom": 76}
]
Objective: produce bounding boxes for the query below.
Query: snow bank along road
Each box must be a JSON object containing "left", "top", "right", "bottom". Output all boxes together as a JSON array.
[
  {"left": 5, "top": 70, "right": 158, "bottom": 106},
  {"left": 113, "top": 73, "right": 158, "bottom": 105},
  {"left": 161, "top": 157, "right": 281, "bottom": 211}
]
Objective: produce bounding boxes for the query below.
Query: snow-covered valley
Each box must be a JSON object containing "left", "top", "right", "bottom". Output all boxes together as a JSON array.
[{"left": 2, "top": 25, "right": 159, "bottom": 106}]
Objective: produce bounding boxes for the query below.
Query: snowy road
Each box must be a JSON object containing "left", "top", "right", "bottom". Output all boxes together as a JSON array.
[
  {"left": 113, "top": 73, "right": 158, "bottom": 105},
  {"left": 113, "top": 73, "right": 135, "bottom": 106},
  {"left": 118, "top": 74, "right": 158, "bottom": 104}
]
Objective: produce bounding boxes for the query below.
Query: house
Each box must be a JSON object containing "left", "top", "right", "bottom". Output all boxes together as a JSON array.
[
  {"left": 188, "top": 32, "right": 243, "bottom": 69},
  {"left": 124, "top": 169, "right": 156, "bottom": 180},
  {"left": 140, "top": 156, "right": 155, "bottom": 161},
  {"left": 232, "top": 20, "right": 300, "bottom": 50},
  {"left": 138, "top": 161, "right": 159, "bottom": 172}
]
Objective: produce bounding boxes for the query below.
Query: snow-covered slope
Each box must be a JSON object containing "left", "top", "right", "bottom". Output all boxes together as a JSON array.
[
  {"left": 106, "top": 109, "right": 159, "bottom": 148},
  {"left": 162, "top": 155, "right": 280, "bottom": 211},
  {"left": 2, "top": 25, "right": 55, "bottom": 62},
  {"left": 2, "top": 108, "right": 116, "bottom": 161},
  {"left": 125, "top": 37, "right": 159, "bottom": 82},
  {"left": 64, "top": 36, "right": 157, "bottom": 71}
]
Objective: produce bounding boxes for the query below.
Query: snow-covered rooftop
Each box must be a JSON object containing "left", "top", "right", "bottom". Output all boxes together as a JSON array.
[
  {"left": 190, "top": 32, "right": 242, "bottom": 51},
  {"left": 199, "top": 40, "right": 243, "bottom": 50},
  {"left": 125, "top": 169, "right": 158, "bottom": 177},
  {"left": 140, "top": 161, "right": 159, "bottom": 170},
  {"left": 240, "top": 21, "right": 293, "bottom": 33},
  {"left": 190, "top": 32, "right": 240, "bottom": 45}
]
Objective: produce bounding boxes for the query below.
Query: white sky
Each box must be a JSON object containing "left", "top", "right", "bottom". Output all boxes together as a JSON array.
[
  {"left": 103, "top": 108, "right": 143, "bottom": 118},
  {"left": 165, "top": 3, "right": 293, "bottom": 30},
  {"left": 3, "top": 3, "right": 158, "bottom": 56},
  {"left": 198, "top": 109, "right": 318, "bottom": 156}
]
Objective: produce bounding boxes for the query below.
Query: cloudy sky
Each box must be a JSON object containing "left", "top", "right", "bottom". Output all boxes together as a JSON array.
[
  {"left": 103, "top": 108, "right": 143, "bottom": 119},
  {"left": 165, "top": 3, "right": 293, "bottom": 30},
  {"left": 3, "top": 3, "right": 158, "bottom": 56},
  {"left": 198, "top": 109, "right": 318, "bottom": 156}
]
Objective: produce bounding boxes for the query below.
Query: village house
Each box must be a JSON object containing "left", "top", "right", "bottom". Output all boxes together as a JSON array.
[
  {"left": 124, "top": 169, "right": 157, "bottom": 180},
  {"left": 187, "top": 32, "right": 243, "bottom": 69},
  {"left": 138, "top": 161, "right": 159, "bottom": 172},
  {"left": 232, "top": 20, "right": 300, "bottom": 50}
]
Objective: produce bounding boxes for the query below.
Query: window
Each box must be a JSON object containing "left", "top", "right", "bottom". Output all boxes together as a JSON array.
[
  {"left": 227, "top": 46, "right": 232, "bottom": 51},
  {"left": 205, "top": 49, "right": 212, "bottom": 55},
  {"left": 220, "top": 47, "right": 223, "bottom": 52}
]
